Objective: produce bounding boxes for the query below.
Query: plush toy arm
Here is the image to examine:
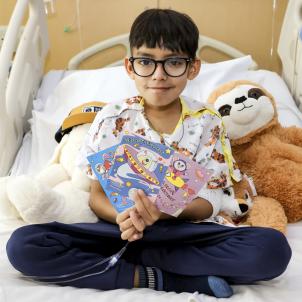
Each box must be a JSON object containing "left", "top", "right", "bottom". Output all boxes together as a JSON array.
[
  {"left": 71, "top": 167, "right": 91, "bottom": 192},
  {"left": 35, "top": 133, "right": 71, "bottom": 188},
  {"left": 7, "top": 176, "right": 98, "bottom": 224},
  {"left": 280, "top": 126, "right": 302, "bottom": 148},
  {"left": 49, "top": 134, "right": 69, "bottom": 164},
  {"left": 52, "top": 181, "right": 97, "bottom": 223},
  {"left": 243, "top": 196, "right": 287, "bottom": 234},
  {"left": 272, "top": 136, "right": 302, "bottom": 163},
  {"left": 36, "top": 163, "right": 70, "bottom": 188}
]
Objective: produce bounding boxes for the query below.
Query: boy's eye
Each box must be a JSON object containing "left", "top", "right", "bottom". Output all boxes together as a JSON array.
[
  {"left": 137, "top": 59, "right": 154, "bottom": 66},
  {"left": 166, "top": 58, "right": 185, "bottom": 67}
]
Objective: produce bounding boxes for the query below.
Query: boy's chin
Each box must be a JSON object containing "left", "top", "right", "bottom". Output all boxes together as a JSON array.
[
  {"left": 143, "top": 92, "right": 180, "bottom": 107},
  {"left": 143, "top": 97, "right": 180, "bottom": 109}
]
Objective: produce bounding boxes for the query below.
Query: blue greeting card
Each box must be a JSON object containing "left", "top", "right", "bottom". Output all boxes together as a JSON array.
[
  {"left": 106, "top": 135, "right": 174, "bottom": 211},
  {"left": 87, "top": 144, "right": 127, "bottom": 210}
]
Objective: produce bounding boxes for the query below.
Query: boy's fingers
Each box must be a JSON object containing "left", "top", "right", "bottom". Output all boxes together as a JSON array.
[
  {"left": 136, "top": 190, "right": 160, "bottom": 224},
  {"left": 116, "top": 207, "right": 132, "bottom": 224},
  {"left": 128, "top": 232, "right": 143, "bottom": 242},
  {"left": 120, "top": 226, "right": 136, "bottom": 240},
  {"left": 129, "top": 209, "right": 146, "bottom": 232},
  {"left": 134, "top": 193, "right": 154, "bottom": 225},
  {"left": 119, "top": 217, "right": 133, "bottom": 232}
]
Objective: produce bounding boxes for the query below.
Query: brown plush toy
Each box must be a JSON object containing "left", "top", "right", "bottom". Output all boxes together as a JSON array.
[
  {"left": 218, "top": 173, "right": 287, "bottom": 234},
  {"left": 208, "top": 80, "right": 302, "bottom": 223},
  {"left": 244, "top": 196, "right": 287, "bottom": 233}
]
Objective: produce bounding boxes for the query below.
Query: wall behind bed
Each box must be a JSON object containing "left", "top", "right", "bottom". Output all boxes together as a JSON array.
[{"left": 0, "top": 0, "right": 288, "bottom": 73}]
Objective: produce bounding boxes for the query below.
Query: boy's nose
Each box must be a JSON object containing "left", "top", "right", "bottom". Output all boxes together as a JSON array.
[{"left": 152, "top": 63, "right": 167, "bottom": 80}]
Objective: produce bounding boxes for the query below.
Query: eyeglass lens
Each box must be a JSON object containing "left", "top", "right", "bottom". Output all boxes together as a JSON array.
[{"left": 131, "top": 58, "right": 189, "bottom": 77}]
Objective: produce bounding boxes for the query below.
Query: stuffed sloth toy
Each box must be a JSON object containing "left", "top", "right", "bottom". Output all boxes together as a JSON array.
[
  {"left": 0, "top": 102, "right": 106, "bottom": 224},
  {"left": 207, "top": 80, "right": 302, "bottom": 223}
]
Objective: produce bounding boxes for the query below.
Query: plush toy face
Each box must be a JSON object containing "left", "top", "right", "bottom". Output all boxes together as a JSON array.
[
  {"left": 221, "top": 186, "right": 253, "bottom": 221},
  {"left": 220, "top": 174, "right": 256, "bottom": 222},
  {"left": 211, "top": 84, "right": 275, "bottom": 140}
]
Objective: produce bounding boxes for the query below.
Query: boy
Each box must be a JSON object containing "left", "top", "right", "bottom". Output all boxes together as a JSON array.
[{"left": 6, "top": 9, "right": 291, "bottom": 298}]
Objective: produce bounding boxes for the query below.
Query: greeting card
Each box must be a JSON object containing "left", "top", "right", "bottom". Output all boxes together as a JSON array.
[
  {"left": 155, "top": 152, "right": 213, "bottom": 217},
  {"left": 87, "top": 135, "right": 213, "bottom": 215},
  {"left": 106, "top": 135, "right": 173, "bottom": 211}
]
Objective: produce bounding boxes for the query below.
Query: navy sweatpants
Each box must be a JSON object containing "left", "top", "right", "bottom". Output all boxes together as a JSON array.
[{"left": 6, "top": 220, "right": 291, "bottom": 290}]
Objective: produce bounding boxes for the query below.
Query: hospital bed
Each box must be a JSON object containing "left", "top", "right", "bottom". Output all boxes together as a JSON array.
[{"left": 0, "top": 0, "right": 302, "bottom": 301}]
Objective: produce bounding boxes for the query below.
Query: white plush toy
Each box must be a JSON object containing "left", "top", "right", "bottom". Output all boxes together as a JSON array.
[{"left": 0, "top": 102, "right": 106, "bottom": 224}]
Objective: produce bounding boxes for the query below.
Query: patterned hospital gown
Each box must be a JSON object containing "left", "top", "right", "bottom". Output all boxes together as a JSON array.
[{"left": 77, "top": 95, "right": 242, "bottom": 223}]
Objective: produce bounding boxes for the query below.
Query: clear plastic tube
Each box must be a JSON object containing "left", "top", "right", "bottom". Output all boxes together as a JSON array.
[{"left": 22, "top": 242, "right": 129, "bottom": 284}]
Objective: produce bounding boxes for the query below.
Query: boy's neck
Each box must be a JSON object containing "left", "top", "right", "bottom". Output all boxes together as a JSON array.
[
  {"left": 144, "top": 97, "right": 181, "bottom": 116},
  {"left": 144, "top": 98, "right": 182, "bottom": 134}
]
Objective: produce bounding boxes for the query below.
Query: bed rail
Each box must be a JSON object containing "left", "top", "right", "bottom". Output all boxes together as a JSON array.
[
  {"left": 68, "top": 33, "right": 258, "bottom": 70},
  {"left": 0, "top": 0, "right": 49, "bottom": 176}
]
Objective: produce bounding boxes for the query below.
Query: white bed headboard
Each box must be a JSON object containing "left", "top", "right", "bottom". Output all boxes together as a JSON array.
[
  {"left": 67, "top": 33, "right": 258, "bottom": 70},
  {"left": 0, "top": 0, "right": 49, "bottom": 176},
  {"left": 278, "top": 0, "right": 302, "bottom": 109}
]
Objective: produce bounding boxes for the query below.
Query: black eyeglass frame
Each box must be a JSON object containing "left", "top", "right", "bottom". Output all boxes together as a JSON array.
[{"left": 129, "top": 56, "right": 193, "bottom": 77}]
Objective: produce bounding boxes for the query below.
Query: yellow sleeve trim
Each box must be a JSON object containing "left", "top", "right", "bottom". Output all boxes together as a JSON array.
[
  {"left": 220, "top": 125, "right": 241, "bottom": 182},
  {"left": 199, "top": 109, "right": 240, "bottom": 183}
]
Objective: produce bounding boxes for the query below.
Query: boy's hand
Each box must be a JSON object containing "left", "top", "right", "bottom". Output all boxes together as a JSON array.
[
  {"left": 132, "top": 189, "right": 161, "bottom": 226},
  {"left": 116, "top": 208, "right": 144, "bottom": 242},
  {"left": 116, "top": 189, "right": 162, "bottom": 241}
]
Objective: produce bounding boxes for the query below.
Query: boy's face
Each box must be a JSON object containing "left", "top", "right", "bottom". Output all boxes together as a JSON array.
[{"left": 125, "top": 45, "right": 200, "bottom": 109}]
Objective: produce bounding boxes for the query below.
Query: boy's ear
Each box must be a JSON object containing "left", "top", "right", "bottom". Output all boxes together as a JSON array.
[
  {"left": 187, "top": 59, "right": 201, "bottom": 80},
  {"left": 124, "top": 57, "right": 135, "bottom": 80}
]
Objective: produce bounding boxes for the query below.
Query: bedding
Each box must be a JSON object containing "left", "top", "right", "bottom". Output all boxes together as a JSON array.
[{"left": 3, "top": 55, "right": 302, "bottom": 302}]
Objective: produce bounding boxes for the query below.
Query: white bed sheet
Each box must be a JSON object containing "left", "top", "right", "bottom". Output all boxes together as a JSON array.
[
  {"left": 1, "top": 219, "right": 301, "bottom": 302},
  {"left": 10, "top": 56, "right": 302, "bottom": 176}
]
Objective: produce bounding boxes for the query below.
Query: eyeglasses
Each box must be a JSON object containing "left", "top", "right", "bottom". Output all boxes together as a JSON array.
[{"left": 129, "top": 57, "right": 193, "bottom": 77}]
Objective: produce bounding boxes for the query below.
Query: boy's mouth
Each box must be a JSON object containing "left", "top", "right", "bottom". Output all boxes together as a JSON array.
[{"left": 148, "top": 86, "right": 172, "bottom": 91}]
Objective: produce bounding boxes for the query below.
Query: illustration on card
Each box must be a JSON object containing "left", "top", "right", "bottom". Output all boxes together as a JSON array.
[
  {"left": 155, "top": 152, "right": 214, "bottom": 217},
  {"left": 87, "top": 144, "right": 134, "bottom": 212},
  {"left": 87, "top": 144, "right": 118, "bottom": 189},
  {"left": 107, "top": 135, "right": 174, "bottom": 207}
]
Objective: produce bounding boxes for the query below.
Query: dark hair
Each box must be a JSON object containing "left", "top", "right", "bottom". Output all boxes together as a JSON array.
[{"left": 129, "top": 9, "right": 199, "bottom": 58}]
